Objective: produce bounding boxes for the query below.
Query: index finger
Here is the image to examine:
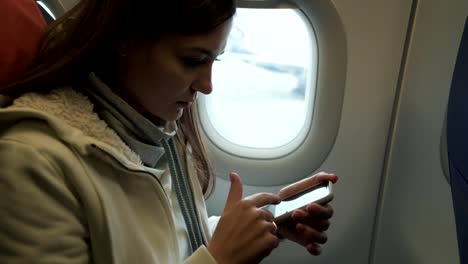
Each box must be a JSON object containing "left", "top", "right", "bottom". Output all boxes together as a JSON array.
[
  {"left": 313, "top": 172, "right": 338, "bottom": 184},
  {"left": 278, "top": 172, "right": 338, "bottom": 200},
  {"left": 245, "top": 192, "right": 281, "bottom": 208}
]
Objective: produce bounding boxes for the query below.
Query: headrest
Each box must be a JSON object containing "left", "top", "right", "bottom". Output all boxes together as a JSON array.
[
  {"left": 0, "top": 0, "right": 47, "bottom": 87},
  {"left": 447, "top": 17, "right": 468, "bottom": 177}
]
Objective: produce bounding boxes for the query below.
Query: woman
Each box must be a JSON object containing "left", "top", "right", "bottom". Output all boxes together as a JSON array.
[{"left": 0, "top": 0, "right": 338, "bottom": 263}]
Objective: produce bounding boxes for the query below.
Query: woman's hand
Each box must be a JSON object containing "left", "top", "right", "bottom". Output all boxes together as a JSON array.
[
  {"left": 208, "top": 173, "right": 281, "bottom": 264},
  {"left": 276, "top": 172, "right": 338, "bottom": 255}
]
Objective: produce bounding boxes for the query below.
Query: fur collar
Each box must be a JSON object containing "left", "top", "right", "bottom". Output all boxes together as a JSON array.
[{"left": 10, "top": 87, "right": 143, "bottom": 165}]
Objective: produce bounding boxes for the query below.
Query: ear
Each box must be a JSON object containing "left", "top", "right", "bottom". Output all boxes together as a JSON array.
[{"left": 117, "top": 42, "right": 129, "bottom": 57}]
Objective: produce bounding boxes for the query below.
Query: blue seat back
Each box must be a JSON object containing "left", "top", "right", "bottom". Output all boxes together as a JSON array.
[{"left": 447, "top": 17, "right": 468, "bottom": 264}]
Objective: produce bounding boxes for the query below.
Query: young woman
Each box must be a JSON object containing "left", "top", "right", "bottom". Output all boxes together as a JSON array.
[{"left": 0, "top": 0, "right": 338, "bottom": 263}]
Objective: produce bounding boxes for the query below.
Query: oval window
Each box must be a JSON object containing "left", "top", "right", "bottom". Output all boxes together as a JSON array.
[{"left": 204, "top": 7, "right": 316, "bottom": 150}]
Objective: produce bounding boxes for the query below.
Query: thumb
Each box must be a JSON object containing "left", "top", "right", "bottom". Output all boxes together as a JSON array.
[{"left": 223, "top": 172, "right": 243, "bottom": 212}]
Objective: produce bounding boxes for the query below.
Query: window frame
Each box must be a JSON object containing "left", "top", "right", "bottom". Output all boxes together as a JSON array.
[
  {"left": 198, "top": 7, "right": 317, "bottom": 158},
  {"left": 197, "top": 0, "right": 347, "bottom": 186}
]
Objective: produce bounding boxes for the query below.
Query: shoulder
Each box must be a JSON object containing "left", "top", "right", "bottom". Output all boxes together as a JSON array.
[
  {"left": 0, "top": 122, "right": 84, "bottom": 222},
  {"left": 0, "top": 119, "right": 85, "bottom": 186},
  {"left": 0, "top": 125, "right": 90, "bottom": 263},
  {"left": 1, "top": 117, "right": 73, "bottom": 151},
  {"left": 0, "top": 89, "right": 97, "bottom": 180},
  {"left": 0, "top": 87, "right": 141, "bottom": 165}
]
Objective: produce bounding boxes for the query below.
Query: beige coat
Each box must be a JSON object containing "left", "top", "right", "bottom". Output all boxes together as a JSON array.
[{"left": 0, "top": 88, "right": 217, "bottom": 263}]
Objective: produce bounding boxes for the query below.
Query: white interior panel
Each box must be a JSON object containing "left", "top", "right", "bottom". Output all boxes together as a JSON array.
[
  {"left": 372, "top": 0, "right": 467, "bottom": 263},
  {"left": 207, "top": 0, "right": 413, "bottom": 263}
]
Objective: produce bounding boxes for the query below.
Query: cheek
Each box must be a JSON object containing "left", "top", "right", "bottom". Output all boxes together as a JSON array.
[
  {"left": 153, "top": 72, "right": 189, "bottom": 99},
  {"left": 128, "top": 49, "right": 194, "bottom": 110},
  {"left": 156, "top": 68, "right": 194, "bottom": 98},
  {"left": 133, "top": 72, "right": 186, "bottom": 112}
]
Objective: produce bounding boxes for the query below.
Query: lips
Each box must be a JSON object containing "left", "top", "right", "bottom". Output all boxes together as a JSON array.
[
  {"left": 176, "top": 93, "right": 196, "bottom": 109},
  {"left": 176, "top": 101, "right": 193, "bottom": 108}
]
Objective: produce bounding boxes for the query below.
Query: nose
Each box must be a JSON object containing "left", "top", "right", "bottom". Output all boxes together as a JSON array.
[{"left": 192, "top": 65, "right": 213, "bottom": 95}]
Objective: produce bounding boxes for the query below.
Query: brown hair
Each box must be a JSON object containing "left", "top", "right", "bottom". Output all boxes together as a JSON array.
[{"left": 2, "top": 0, "right": 236, "bottom": 196}]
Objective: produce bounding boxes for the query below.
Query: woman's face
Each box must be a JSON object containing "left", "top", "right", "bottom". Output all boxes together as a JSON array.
[{"left": 118, "top": 19, "right": 233, "bottom": 121}]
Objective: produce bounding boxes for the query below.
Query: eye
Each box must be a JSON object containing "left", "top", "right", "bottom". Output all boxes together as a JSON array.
[{"left": 181, "top": 57, "right": 207, "bottom": 69}]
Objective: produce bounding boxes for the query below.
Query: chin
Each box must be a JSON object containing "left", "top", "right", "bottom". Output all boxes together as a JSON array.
[{"left": 163, "top": 109, "right": 184, "bottom": 122}]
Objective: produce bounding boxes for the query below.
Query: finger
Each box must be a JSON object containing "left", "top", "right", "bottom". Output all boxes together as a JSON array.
[
  {"left": 266, "top": 221, "right": 278, "bottom": 235},
  {"left": 306, "top": 243, "right": 322, "bottom": 256},
  {"left": 245, "top": 192, "right": 281, "bottom": 208},
  {"left": 296, "top": 223, "right": 328, "bottom": 245},
  {"left": 299, "top": 220, "right": 330, "bottom": 232},
  {"left": 305, "top": 203, "right": 333, "bottom": 219},
  {"left": 278, "top": 172, "right": 338, "bottom": 200},
  {"left": 302, "top": 172, "right": 338, "bottom": 186},
  {"left": 313, "top": 172, "right": 338, "bottom": 184},
  {"left": 259, "top": 208, "right": 275, "bottom": 221},
  {"left": 223, "top": 172, "right": 243, "bottom": 212},
  {"left": 291, "top": 210, "right": 331, "bottom": 231},
  {"left": 292, "top": 204, "right": 333, "bottom": 223},
  {"left": 255, "top": 234, "right": 280, "bottom": 261},
  {"left": 311, "top": 220, "right": 330, "bottom": 231}
]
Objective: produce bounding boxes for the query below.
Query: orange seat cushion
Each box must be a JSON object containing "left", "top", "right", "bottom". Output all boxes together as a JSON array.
[{"left": 0, "top": 0, "right": 47, "bottom": 87}]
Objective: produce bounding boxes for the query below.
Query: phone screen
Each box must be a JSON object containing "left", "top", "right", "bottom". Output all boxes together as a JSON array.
[{"left": 270, "top": 184, "right": 331, "bottom": 218}]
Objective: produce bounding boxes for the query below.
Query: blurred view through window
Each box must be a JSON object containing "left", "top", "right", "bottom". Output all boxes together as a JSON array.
[{"left": 207, "top": 8, "right": 315, "bottom": 149}]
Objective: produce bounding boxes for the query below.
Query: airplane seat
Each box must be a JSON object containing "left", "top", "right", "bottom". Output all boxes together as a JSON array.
[
  {"left": 0, "top": 0, "right": 47, "bottom": 87},
  {"left": 447, "top": 17, "right": 468, "bottom": 264}
]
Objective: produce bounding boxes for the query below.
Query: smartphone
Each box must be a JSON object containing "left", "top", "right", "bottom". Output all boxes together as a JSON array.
[{"left": 266, "top": 181, "right": 333, "bottom": 223}]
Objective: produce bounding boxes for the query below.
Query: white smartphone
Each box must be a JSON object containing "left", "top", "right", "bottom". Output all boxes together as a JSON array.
[{"left": 266, "top": 181, "right": 333, "bottom": 223}]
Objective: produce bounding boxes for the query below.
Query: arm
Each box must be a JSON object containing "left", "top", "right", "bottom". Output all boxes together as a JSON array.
[{"left": 0, "top": 139, "right": 90, "bottom": 263}]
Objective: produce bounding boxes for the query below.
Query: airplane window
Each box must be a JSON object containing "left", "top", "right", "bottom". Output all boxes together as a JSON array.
[
  {"left": 36, "top": 1, "right": 57, "bottom": 20},
  {"left": 204, "top": 8, "right": 316, "bottom": 149}
]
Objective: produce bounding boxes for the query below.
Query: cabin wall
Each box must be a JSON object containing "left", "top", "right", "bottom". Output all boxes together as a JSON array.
[
  {"left": 372, "top": 0, "right": 467, "bottom": 263},
  {"left": 208, "top": 1, "right": 415, "bottom": 263}
]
